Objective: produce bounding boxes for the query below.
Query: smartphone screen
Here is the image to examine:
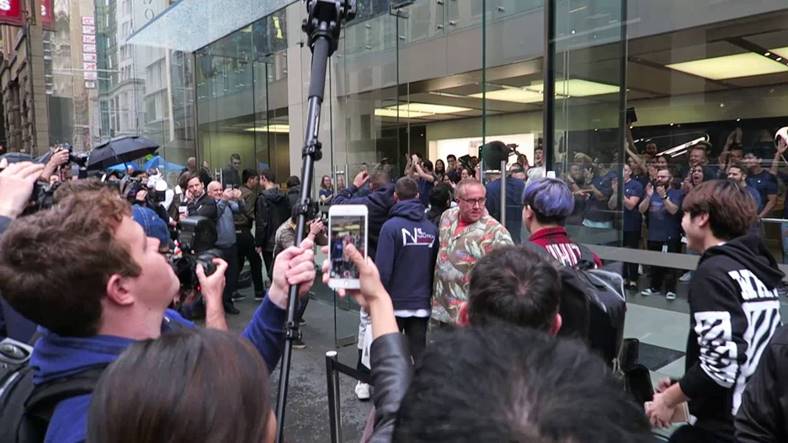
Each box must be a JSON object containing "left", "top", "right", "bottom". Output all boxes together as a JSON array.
[{"left": 329, "top": 212, "right": 367, "bottom": 288}]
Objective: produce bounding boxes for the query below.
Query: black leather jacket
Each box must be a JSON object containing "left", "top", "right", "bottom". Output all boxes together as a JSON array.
[{"left": 368, "top": 332, "right": 412, "bottom": 442}]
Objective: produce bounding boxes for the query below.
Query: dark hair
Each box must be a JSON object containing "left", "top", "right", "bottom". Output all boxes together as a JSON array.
[
  {"left": 230, "top": 153, "right": 241, "bottom": 161},
  {"left": 682, "top": 179, "right": 757, "bottom": 240},
  {"left": 429, "top": 184, "right": 451, "bottom": 210},
  {"left": 321, "top": 174, "right": 332, "bottom": 189},
  {"left": 370, "top": 168, "right": 391, "bottom": 190},
  {"left": 259, "top": 169, "right": 276, "bottom": 183},
  {"left": 534, "top": 146, "right": 544, "bottom": 152},
  {"left": 446, "top": 154, "right": 457, "bottom": 161},
  {"left": 178, "top": 171, "right": 190, "bottom": 189},
  {"left": 393, "top": 326, "right": 651, "bottom": 442},
  {"left": 434, "top": 159, "right": 446, "bottom": 173},
  {"left": 727, "top": 161, "right": 747, "bottom": 175},
  {"left": 523, "top": 178, "right": 574, "bottom": 224},
  {"left": 395, "top": 176, "right": 419, "bottom": 201},
  {"left": 421, "top": 159, "right": 434, "bottom": 172},
  {"left": 286, "top": 175, "right": 301, "bottom": 188},
  {"left": 242, "top": 169, "right": 257, "bottom": 185},
  {"left": 53, "top": 178, "right": 115, "bottom": 202},
  {"left": 468, "top": 246, "right": 560, "bottom": 331},
  {"left": 88, "top": 329, "right": 271, "bottom": 443},
  {"left": 509, "top": 163, "right": 525, "bottom": 175},
  {"left": 0, "top": 187, "right": 139, "bottom": 336}
]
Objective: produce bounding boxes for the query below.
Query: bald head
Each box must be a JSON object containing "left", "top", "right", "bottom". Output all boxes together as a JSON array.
[{"left": 207, "top": 181, "right": 223, "bottom": 199}]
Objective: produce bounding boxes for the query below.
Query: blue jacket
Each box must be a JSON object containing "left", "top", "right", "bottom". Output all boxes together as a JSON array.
[
  {"left": 375, "top": 199, "right": 438, "bottom": 311},
  {"left": 215, "top": 199, "right": 240, "bottom": 248},
  {"left": 35, "top": 298, "right": 287, "bottom": 443},
  {"left": 485, "top": 177, "right": 525, "bottom": 243},
  {"left": 333, "top": 182, "right": 395, "bottom": 259}
]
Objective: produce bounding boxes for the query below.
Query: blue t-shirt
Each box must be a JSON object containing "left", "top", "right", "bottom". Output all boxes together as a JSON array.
[
  {"left": 584, "top": 175, "right": 614, "bottom": 223},
  {"left": 417, "top": 177, "right": 434, "bottom": 208},
  {"left": 746, "top": 170, "right": 778, "bottom": 212},
  {"left": 646, "top": 188, "right": 684, "bottom": 242},
  {"left": 744, "top": 186, "right": 762, "bottom": 213},
  {"left": 623, "top": 179, "right": 644, "bottom": 232},
  {"left": 779, "top": 172, "right": 788, "bottom": 218}
]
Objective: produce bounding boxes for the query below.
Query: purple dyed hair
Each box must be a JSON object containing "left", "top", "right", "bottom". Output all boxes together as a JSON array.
[{"left": 523, "top": 178, "right": 574, "bottom": 223}]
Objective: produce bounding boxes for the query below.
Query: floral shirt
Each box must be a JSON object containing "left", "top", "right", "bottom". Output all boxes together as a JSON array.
[{"left": 432, "top": 207, "right": 513, "bottom": 323}]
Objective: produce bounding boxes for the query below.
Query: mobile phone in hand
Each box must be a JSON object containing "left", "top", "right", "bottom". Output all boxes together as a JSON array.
[{"left": 328, "top": 205, "right": 368, "bottom": 290}]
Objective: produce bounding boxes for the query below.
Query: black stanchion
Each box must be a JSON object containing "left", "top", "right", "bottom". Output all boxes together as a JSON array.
[
  {"left": 275, "top": 2, "right": 355, "bottom": 442},
  {"left": 325, "top": 351, "right": 342, "bottom": 443}
]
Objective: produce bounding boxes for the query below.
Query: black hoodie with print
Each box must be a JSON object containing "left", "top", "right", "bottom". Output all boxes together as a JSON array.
[{"left": 679, "top": 235, "right": 783, "bottom": 437}]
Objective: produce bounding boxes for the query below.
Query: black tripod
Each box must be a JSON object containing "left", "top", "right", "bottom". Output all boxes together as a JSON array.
[{"left": 275, "top": 1, "right": 355, "bottom": 442}]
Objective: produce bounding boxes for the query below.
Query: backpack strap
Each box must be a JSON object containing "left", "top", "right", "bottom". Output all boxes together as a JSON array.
[
  {"left": 575, "top": 244, "right": 598, "bottom": 270},
  {"left": 24, "top": 364, "right": 109, "bottom": 424}
]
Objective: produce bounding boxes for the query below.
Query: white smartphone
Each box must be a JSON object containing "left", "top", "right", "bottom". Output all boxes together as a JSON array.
[{"left": 328, "top": 205, "right": 368, "bottom": 290}]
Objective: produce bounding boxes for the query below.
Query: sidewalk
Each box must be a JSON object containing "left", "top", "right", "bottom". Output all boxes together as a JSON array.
[{"left": 226, "top": 282, "right": 370, "bottom": 443}]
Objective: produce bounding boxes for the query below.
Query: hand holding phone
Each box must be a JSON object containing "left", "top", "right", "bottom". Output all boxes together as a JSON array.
[{"left": 328, "top": 205, "right": 368, "bottom": 290}]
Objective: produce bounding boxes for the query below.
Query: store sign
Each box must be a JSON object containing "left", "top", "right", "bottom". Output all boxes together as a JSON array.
[
  {"left": 40, "top": 0, "right": 54, "bottom": 30},
  {"left": 0, "top": 0, "right": 24, "bottom": 27},
  {"left": 82, "top": 16, "right": 97, "bottom": 82}
]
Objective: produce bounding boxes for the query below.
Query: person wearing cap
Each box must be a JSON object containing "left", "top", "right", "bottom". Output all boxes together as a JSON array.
[{"left": 485, "top": 162, "right": 526, "bottom": 243}]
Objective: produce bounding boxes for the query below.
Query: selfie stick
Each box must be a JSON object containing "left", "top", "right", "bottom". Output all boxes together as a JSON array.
[{"left": 275, "top": 2, "right": 355, "bottom": 442}]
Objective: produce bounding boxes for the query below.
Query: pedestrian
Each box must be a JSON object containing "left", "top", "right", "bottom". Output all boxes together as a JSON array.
[
  {"left": 222, "top": 153, "right": 242, "bottom": 188},
  {"left": 207, "top": 181, "right": 243, "bottom": 315},
  {"left": 255, "top": 170, "right": 291, "bottom": 294},
  {"left": 646, "top": 180, "right": 782, "bottom": 443},
  {"left": 375, "top": 177, "right": 438, "bottom": 363},
  {"left": 639, "top": 167, "right": 684, "bottom": 300},
  {"left": 235, "top": 169, "right": 264, "bottom": 299},
  {"left": 432, "top": 179, "right": 513, "bottom": 324},
  {"left": 485, "top": 160, "right": 526, "bottom": 243}
]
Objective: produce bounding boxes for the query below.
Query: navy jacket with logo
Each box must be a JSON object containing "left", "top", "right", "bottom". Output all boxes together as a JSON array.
[{"left": 374, "top": 199, "right": 438, "bottom": 311}]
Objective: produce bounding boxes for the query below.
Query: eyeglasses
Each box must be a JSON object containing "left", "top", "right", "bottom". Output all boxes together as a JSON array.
[{"left": 458, "top": 197, "right": 486, "bottom": 207}]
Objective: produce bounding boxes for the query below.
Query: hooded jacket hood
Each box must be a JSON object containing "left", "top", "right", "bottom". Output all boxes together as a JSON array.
[
  {"left": 30, "top": 310, "right": 191, "bottom": 385},
  {"left": 389, "top": 199, "right": 426, "bottom": 222},
  {"left": 700, "top": 234, "right": 784, "bottom": 289}
]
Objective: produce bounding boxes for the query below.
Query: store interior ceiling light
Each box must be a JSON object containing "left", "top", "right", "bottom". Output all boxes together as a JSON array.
[
  {"left": 374, "top": 103, "right": 472, "bottom": 118},
  {"left": 245, "top": 124, "right": 290, "bottom": 133},
  {"left": 769, "top": 46, "right": 788, "bottom": 60},
  {"left": 469, "top": 79, "right": 619, "bottom": 103},
  {"left": 666, "top": 52, "right": 788, "bottom": 80}
]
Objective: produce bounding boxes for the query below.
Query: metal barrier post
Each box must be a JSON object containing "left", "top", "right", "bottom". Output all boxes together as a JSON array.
[
  {"left": 326, "top": 351, "right": 342, "bottom": 443},
  {"left": 500, "top": 159, "right": 507, "bottom": 225}
]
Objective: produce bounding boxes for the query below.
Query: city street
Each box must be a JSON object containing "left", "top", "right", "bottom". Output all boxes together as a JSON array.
[{"left": 225, "top": 280, "right": 369, "bottom": 443}]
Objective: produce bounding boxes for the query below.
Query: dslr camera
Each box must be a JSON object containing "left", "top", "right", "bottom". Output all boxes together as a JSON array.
[{"left": 169, "top": 215, "right": 221, "bottom": 295}]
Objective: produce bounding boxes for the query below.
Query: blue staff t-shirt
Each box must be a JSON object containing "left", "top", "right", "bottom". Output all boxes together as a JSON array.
[
  {"left": 623, "top": 179, "right": 644, "bottom": 232},
  {"left": 746, "top": 170, "right": 777, "bottom": 212},
  {"left": 646, "top": 188, "right": 684, "bottom": 242}
]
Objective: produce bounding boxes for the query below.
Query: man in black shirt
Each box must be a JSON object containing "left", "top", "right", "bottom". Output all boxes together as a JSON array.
[{"left": 646, "top": 180, "right": 782, "bottom": 442}]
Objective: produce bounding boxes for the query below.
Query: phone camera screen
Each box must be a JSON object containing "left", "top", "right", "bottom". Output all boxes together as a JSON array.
[{"left": 330, "top": 215, "right": 366, "bottom": 280}]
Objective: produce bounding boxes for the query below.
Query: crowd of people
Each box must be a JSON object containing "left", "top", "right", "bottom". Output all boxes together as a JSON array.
[{"left": 0, "top": 126, "right": 787, "bottom": 443}]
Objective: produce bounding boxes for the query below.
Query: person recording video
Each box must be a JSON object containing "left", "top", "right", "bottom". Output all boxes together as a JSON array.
[{"left": 0, "top": 185, "right": 316, "bottom": 442}]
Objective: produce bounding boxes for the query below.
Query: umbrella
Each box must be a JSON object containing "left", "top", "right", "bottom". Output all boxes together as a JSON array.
[
  {"left": 144, "top": 155, "right": 184, "bottom": 172},
  {"left": 86, "top": 136, "right": 159, "bottom": 171},
  {"left": 0, "top": 152, "right": 33, "bottom": 164}
]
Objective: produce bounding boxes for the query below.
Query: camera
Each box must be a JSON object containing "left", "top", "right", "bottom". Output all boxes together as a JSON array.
[{"left": 169, "top": 215, "right": 220, "bottom": 293}]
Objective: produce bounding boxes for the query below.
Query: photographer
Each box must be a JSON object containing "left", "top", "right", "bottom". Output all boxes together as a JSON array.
[
  {"left": 0, "top": 186, "right": 316, "bottom": 442},
  {"left": 185, "top": 173, "right": 218, "bottom": 238},
  {"left": 208, "top": 181, "right": 244, "bottom": 315}
]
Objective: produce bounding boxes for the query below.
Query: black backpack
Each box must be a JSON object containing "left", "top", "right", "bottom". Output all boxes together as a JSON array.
[
  {"left": 525, "top": 242, "right": 627, "bottom": 367},
  {"left": 0, "top": 338, "right": 107, "bottom": 443}
]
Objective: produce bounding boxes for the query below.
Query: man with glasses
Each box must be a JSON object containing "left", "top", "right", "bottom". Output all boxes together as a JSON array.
[{"left": 432, "top": 179, "right": 513, "bottom": 324}]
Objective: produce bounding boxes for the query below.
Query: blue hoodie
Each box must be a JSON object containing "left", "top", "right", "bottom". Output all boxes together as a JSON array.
[
  {"left": 34, "top": 298, "right": 287, "bottom": 443},
  {"left": 375, "top": 199, "right": 438, "bottom": 311}
]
